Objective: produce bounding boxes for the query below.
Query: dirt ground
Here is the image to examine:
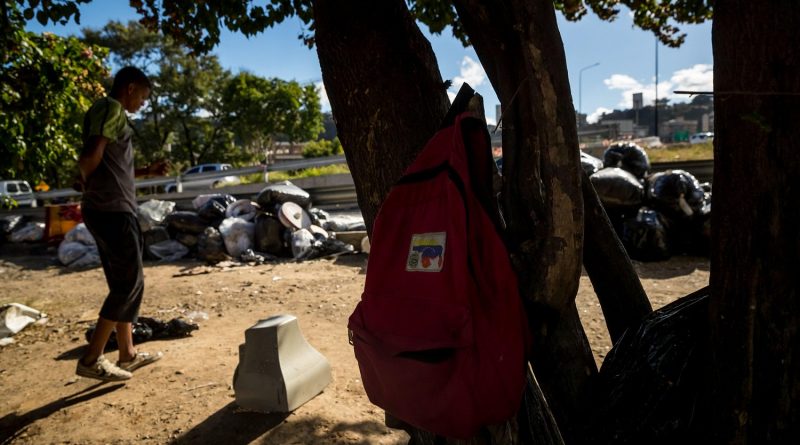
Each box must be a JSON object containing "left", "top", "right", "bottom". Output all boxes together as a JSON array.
[{"left": 0, "top": 247, "right": 709, "bottom": 445}]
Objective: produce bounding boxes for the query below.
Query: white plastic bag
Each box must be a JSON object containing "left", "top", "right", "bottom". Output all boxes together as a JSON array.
[
  {"left": 69, "top": 249, "right": 101, "bottom": 268},
  {"left": 9, "top": 222, "right": 44, "bottom": 243},
  {"left": 291, "top": 229, "right": 315, "bottom": 259},
  {"left": 225, "top": 199, "right": 259, "bottom": 221},
  {"left": 218, "top": 217, "right": 255, "bottom": 258},
  {"left": 64, "top": 223, "right": 96, "bottom": 246},
  {"left": 58, "top": 241, "right": 89, "bottom": 265},
  {"left": 148, "top": 240, "right": 190, "bottom": 261},
  {"left": 137, "top": 199, "right": 176, "bottom": 232},
  {"left": 0, "top": 303, "right": 45, "bottom": 339}
]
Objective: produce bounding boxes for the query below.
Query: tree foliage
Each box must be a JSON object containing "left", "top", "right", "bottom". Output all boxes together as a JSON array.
[
  {"left": 0, "top": 1, "right": 108, "bottom": 187},
  {"left": 302, "top": 137, "right": 342, "bottom": 158},
  {"left": 81, "top": 20, "right": 322, "bottom": 171}
]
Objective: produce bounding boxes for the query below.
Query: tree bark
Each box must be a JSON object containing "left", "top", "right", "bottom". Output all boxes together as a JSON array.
[
  {"left": 710, "top": 1, "right": 800, "bottom": 442},
  {"left": 314, "top": 0, "right": 449, "bottom": 235},
  {"left": 451, "top": 1, "right": 595, "bottom": 440},
  {"left": 581, "top": 172, "right": 652, "bottom": 344}
]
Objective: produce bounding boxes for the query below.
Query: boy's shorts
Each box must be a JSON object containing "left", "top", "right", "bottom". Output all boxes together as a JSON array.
[{"left": 82, "top": 208, "right": 144, "bottom": 323}]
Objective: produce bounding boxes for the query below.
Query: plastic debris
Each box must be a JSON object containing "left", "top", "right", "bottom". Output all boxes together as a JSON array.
[
  {"left": 64, "top": 223, "right": 96, "bottom": 246},
  {"left": 581, "top": 151, "right": 604, "bottom": 176},
  {"left": 86, "top": 316, "right": 199, "bottom": 350},
  {"left": 647, "top": 170, "right": 707, "bottom": 220},
  {"left": 164, "top": 211, "right": 210, "bottom": 234},
  {"left": 219, "top": 217, "right": 255, "bottom": 258},
  {"left": 192, "top": 193, "right": 236, "bottom": 210},
  {"left": 254, "top": 214, "right": 285, "bottom": 255},
  {"left": 58, "top": 241, "right": 90, "bottom": 266},
  {"left": 256, "top": 181, "right": 312, "bottom": 209},
  {"left": 137, "top": 199, "right": 176, "bottom": 232},
  {"left": 198, "top": 199, "right": 227, "bottom": 223},
  {"left": 1, "top": 303, "right": 46, "bottom": 339},
  {"left": 323, "top": 214, "right": 367, "bottom": 232},
  {"left": 590, "top": 167, "right": 645, "bottom": 208},
  {"left": 603, "top": 142, "right": 651, "bottom": 179},
  {"left": 622, "top": 208, "right": 671, "bottom": 262},
  {"left": 9, "top": 222, "right": 45, "bottom": 243},
  {"left": 291, "top": 229, "right": 315, "bottom": 259},
  {"left": 197, "top": 227, "right": 229, "bottom": 264},
  {"left": 226, "top": 199, "right": 259, "bottom": 221},
  {"left": 148, "top": 240, "right": 190, "bottom": 261},
  {"left": 593, "top": 288, "right": 710, "bottom": 444}
]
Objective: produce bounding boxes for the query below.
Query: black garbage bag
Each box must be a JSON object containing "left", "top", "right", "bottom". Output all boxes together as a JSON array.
[
  {"left": 197, "top": 199, "right": 227, "bottom": 223},
  {"left": 590, "top": 167, "right": 644, "bottom": 208},
  {"left": 86, "top": 317, "right": 199, "bottom": 350},
  {"left": 256, "top": 181, "right": 311, "bottom": 209},
  {"left": 592, "top": 288, "right": 710, "bottom": 444},
  {"left": 196, "top": 226, "right": 229, "bottom": 263},
  {"left": 254, "top": 214, "right": 285, "bottom": 255},
  {"left": 581, "top": 151, "right": 604, "bottom": 176},
  {"left": 621, "top": 207, "right": 671, "bottom": 262},
  {"left": 647, "top": 170, "right": 707, "bottom": 220},
  {"left": 603, "top": 142, "right": 650, "bottom": 179},
  {"left": 164, "top": 211, "right": 209, "bottom": 234},
  {"left": 175, "top": 232, "right": 199, "bottom": 248},
  {"left": 309, "top": 208, "right": 331, "bottom": 227},
  {"left": 143, "top": 227, "right": 171, "bottom": 260},
  {"left": 295, "top": 236, "right": 355, "bottom": 261},
  {"left": 208, "top": 194, "right": 236, "bottom": 208}
]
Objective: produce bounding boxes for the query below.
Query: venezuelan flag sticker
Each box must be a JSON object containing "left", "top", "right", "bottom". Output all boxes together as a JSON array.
[{"left": 406, "top": 232, "right": 446, "bottom": 272}]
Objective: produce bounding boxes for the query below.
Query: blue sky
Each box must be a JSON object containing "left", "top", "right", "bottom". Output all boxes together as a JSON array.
[{"left": 28, "top": 1, "right": 712, "bottom": 125}]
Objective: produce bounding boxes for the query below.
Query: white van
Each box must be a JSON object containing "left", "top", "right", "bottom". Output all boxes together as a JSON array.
[
  {"left": 690, "top": 132, "right": 714, "bottom": 144},
  {"left": 0, "top": 180, "right": 37, "bottom": 208}
]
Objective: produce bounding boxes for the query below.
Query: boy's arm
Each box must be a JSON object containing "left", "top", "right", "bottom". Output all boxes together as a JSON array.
[{"left": 79, "top": 135, "right": 109, "bottom": 181}]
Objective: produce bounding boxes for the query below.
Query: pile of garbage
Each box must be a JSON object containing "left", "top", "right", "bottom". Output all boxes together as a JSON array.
[
  {"left": 586, "top": 142, "right": 712, "bottom": 261},
  {"left": 0, "top": 215, "right": 44, "bottom": 244},
  {"left": 138, "top": 180, "right": 361, "bottom": 264},
  {"left": 58, "top": 223, "right": 101, "bottom": 268}
]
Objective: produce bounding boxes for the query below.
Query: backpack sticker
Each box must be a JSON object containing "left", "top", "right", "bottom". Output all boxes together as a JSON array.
[{"left": 406, "top": 232, "right": 446, "bottom": 272}]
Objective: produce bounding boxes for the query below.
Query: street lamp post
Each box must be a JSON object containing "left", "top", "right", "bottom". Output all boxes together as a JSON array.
[{"left": 578, "top": 62, "right": 600, "bottom": 121}]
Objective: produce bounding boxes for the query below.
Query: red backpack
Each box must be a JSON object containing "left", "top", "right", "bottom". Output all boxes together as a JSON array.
[{"left": 348, "top": 112, "right": 529, "bottom": 439}]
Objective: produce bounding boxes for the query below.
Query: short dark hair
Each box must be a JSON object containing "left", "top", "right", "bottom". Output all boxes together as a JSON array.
[{"left": 110, "top": 66, "right": 152, "bottom": 96}]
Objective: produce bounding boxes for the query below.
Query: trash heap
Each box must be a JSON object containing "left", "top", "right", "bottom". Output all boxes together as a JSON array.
[
  {"left": 0, "top": 215, "right": 44, "bottom": 244},
  {"left": 587, "top": 142, "right": 712, "bottom": 261},
  {"left": 138, "top": 180, "right": 360, "bottom": 264},
  {"left": 58, "top": 223, "right": 101, "bottom": 268}
]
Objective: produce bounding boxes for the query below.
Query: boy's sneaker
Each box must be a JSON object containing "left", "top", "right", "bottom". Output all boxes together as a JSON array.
[
  {"left": 76, "top": 356, "right": 133, "bottom": 382},
  {"left": 117, "top": 351, "right": 163, "bottom": 372}
]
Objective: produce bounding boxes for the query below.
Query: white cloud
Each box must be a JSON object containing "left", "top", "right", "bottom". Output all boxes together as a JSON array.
[
  {"left": 602, "top": 64, "right": 713, "bottom": 110},
  {"left": 587, "top": 107, "right": 612, "bottom": 124},
  {"left": 670, "top": 64, "right": 713, "bottom": 94},
  {"left": 450, "top": 56, "right": 486, "bottom": 93},
  {"left": 315, "top": 81, "right": 331, "bottom": 111}
]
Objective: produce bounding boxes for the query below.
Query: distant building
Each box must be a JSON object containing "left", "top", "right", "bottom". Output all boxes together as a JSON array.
[{"left": 659, "top": 118, "right": 697, "bottom": 143}]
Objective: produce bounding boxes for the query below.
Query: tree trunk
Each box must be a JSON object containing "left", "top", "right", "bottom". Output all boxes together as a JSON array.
[
  {"left": 710, "top": 1, "right": 800, "bottom": 442},
  {"left": 581, "top": 172, "right": 652, "bottom": 344},
  {"left": 451, "top": 1, "right": 595, "bottom": 440},
  {"left": 314, "top": 0, "right": 449, "bottom": 235}
]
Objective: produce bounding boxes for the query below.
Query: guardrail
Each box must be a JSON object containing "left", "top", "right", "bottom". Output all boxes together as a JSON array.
[
  {"left": 30, "top": 155, "right": 347, "bottom": 201},
  {"left": 1, "top": 157, "right": 713, "bottom": 222}
]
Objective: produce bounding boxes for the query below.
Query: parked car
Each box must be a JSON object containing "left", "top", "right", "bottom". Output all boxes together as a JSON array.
[
  {"left": 0, "top": 180, "right": 37, "bottom": 208},
  {"left": 690, "top": 132, "right": 714, "bottom": 145},
  {"left": 164, "top": 163, "right": 241, "bottom": 193}
]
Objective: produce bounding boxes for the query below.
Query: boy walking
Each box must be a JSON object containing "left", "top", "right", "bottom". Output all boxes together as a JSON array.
[{"left": 76, "top": 66, "right": 167, "bottom": 381}]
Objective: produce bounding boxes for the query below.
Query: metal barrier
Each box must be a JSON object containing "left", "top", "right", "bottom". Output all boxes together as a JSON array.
[{"left": 30, "top": 155, "right": 347, "bottom": 201}]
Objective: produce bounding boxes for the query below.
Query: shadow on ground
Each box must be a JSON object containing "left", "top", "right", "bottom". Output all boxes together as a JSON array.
[
  {"left": 632, "top": 255, "right": 709, "bottom": 279},
  {"left": 0, "top": 382, "right": 125, "bottom": 444},
  {"left": 174, "top": 403, "right": 406, "bottom": 445}
]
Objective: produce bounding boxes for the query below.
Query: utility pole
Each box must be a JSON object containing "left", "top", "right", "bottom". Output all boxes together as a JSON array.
[
  {"left": 578, "top": 62, "right": 600, "bottom": 125},
  {"left": 654, "top": 38, "right": 659, "bottom": 138}
]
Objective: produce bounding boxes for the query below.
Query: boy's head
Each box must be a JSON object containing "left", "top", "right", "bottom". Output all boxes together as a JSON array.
[{"left": 110, "top": 66, "right": 152, "bottom": 113}]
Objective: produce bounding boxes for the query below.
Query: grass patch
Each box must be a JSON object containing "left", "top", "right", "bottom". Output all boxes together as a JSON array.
[
  {"left": 240, "top": 163, "right": 351, "bottom": 185},
  {"left": 646, "top": 142, "right": 713, "bottom": 163}
]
